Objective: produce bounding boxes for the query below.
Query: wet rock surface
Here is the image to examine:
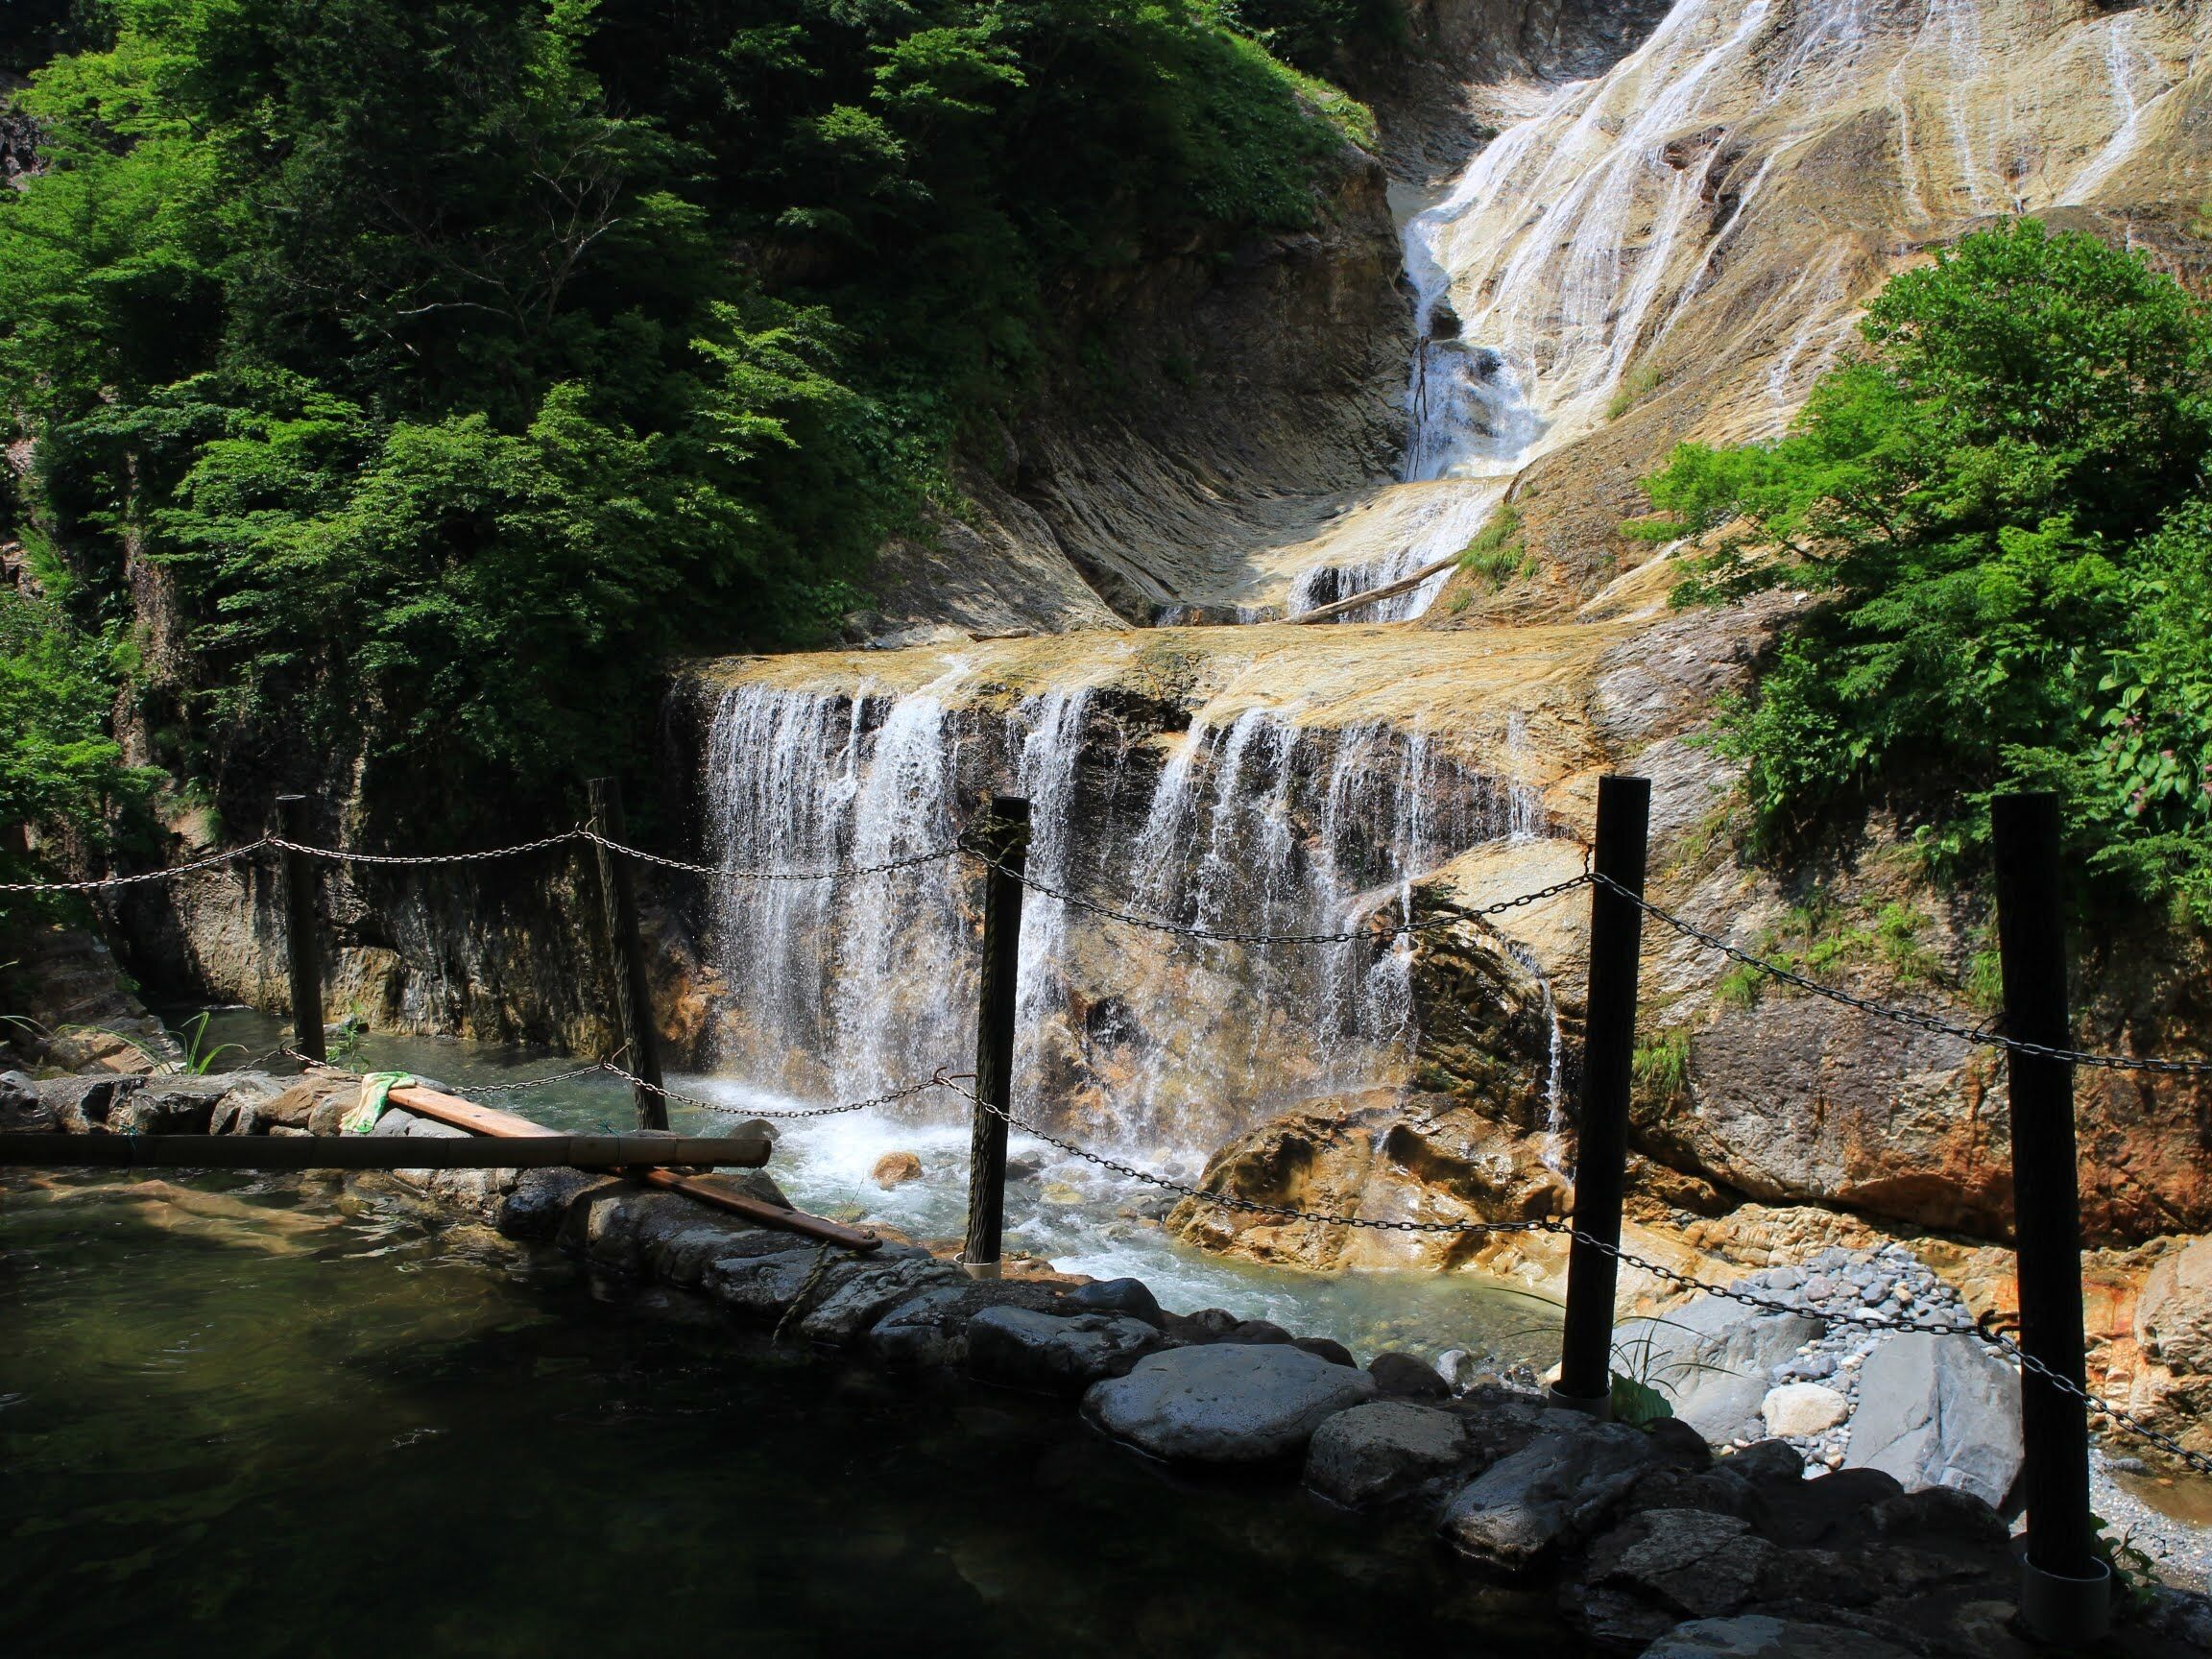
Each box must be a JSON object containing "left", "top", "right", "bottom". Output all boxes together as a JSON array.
[
  {"left": 967, "top": 1306, "right": 1165, "bottom": 1393},
  {"left": 1084, "top": 1343, "right": 1380, "bottom": 1463},
  {"left": 1304, "top": 1399, "right": 1475, "bottom": 1508}
]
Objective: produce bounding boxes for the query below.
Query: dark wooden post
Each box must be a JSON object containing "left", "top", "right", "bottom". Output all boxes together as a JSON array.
[
  {"left": 276, "top": 794, "right": 325, "bottom": 1064},
  {"left": 962, "top": 795, "right": 1030, "bottom": 1280},
  {"left": 1551, "top": 775, "right": 1650, "bottom": 1415},
  {"left": 589, "top": 777, "right": 667, "bottom": 1131},
  {"left": 1992, "top": 791, "right": 2109, "bottom": 1643}
]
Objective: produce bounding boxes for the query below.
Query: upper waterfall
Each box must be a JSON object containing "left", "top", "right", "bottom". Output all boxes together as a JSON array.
[{"left": 1272, "top": 0, "right": 2203, "bottom": 622}]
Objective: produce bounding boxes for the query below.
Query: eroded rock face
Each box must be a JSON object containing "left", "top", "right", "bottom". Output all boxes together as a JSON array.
[
  {"left": 1439, "top": 1415, "right": 1656, "bottom": 1570},
  {"left": 966, "top": 1306, "right": 1164, "bottom": 1394}
]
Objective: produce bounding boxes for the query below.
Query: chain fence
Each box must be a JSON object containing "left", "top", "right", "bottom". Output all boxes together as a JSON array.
[
  {"left": 1600, "top": 874, "right": 2212, "bottom": 1076},
  {"left": 926, "top": 1072, "right": 2212, "bottom": 1478}
]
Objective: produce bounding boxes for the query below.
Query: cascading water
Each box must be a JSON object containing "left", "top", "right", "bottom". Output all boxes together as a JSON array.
[
  {"left": 1283, "top": 0, "right": 2201, "bottom": 621},
  {"left": 702, "top": 680, "right": 1546, "bottom": 1154}
]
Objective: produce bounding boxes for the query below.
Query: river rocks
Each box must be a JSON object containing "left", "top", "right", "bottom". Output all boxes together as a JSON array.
[
  {"left": 1579, "top": 1508, "right": 1776, "bottom": 1628},
  {"left": 494, "top": 1166, "right": 605, "bottom": 1240},
  {"left": 1439, "top": 1415, "right": 1656, "bottom": 1570},
  {"left": 1067, "top": 1276, "right": 1164, "bottom": 1326},
  {"left": 968, "top": 1307, "right": 1164, "bottom": 1393},
  {"left": 871, "top": 1151, "right": 924, "bottom": 1190},
  {"left": 1368, "top": 1350, "right": 1453, "bottom": 1399},
  {"left": 1085, "top": 1343, "right": 1379, "bottom": 1463},
  {"left": 1303, "top": 1400, "right": 1473, "bottom": 1507},
  {"left": 1641, "top": 1615, "right": 1916, "bottom": 1659},
  {"left": 1614, "top": 1295, "right": 1824, "bottom": 1444},
  {"left": 1843, "top": 1334, "right": 2021, "bottom": 1511},
  {"left": 1762, "top": 1383, "right": 1848, "bottom": 1438},
  {"left": 792, "top": 1254, "right": 968, "bottom": 1343},
  {"left": 865, "top": 1280, "right": 1075, "bottom": 1369},
  {"left": 704, "top": 1245, "right": 851, "bottom": 1317},
  {"left": 36, "top": 1072, "right": 139, "bottom": 1131}
]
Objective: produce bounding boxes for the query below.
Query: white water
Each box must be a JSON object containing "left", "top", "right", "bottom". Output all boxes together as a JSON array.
[
  {"left": 1282, "top": 0, "right": 2202, "bottom": 620},
  {"left": 703, "top": 680, "right": 1547, "bottom": 1156}
]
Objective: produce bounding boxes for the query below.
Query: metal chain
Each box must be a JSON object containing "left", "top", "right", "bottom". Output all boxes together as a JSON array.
[
  {"left": 582, "top": 829, "right": 966, "bottom": 884},
  {"left": 0, "top": 839, "right": 275, "bottom": 894},
  {"left": 966, "top": 849, "right": 1594, "bottom": 946},
  {"left": 601, "top": 1058, "right": 950, "bottom": 1119},
  {"left": 1602, "top": 875, "right": 2212, "bottom": 1075},
  {"left": 266, "top": 830, "right": 588, "bottom": 867}
]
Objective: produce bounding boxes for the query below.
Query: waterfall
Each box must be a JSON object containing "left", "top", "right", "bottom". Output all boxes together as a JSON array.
[
  {"left": 1286, "top": 0, "right": 2195, "bottom": 619},
  {"left": 701, "top": 682, "right": 1547, "bottom": 1150}
]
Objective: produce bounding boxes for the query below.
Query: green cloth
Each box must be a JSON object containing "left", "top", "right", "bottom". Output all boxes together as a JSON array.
[{"left": 343, "top": 1071, "right": 417, "bottom": 1134}]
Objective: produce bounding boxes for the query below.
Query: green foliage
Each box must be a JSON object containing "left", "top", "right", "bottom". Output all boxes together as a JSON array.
[
  {"left": 1457, "top": 503, "right": 1533, "bottom": 588},
  {"left": 1605, "top": 360, "right": 1666, "bottom": 421},
  {"left": 1610, "top": 1372, "right": 1674, "bottom": 1429},
  {"left": 172, "top": 1009, "right": 246, "bottom": 1075},
  {"left": 1715, "top": 892, "right": 1943, "bottom": 1008},
  {"left": 1630, "top": 1025, "right": 1692, "bottom": 1104},
  {"left": 2091, "top": 1511, "right": 2167, "bottom": 1611},
  {"left": 1, "top": 0, "right": 1369, "bottom": 830},
  {"left": 0, "top": 589, "right": 158, "bottom": 902},
  {"left": 1638, "top": 221, "right": 2212, "bottom": 915}
]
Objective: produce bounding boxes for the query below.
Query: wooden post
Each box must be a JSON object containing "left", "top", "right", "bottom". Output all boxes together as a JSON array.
[
  {"left": 962, "top": 795, "right": 1030, "bottom": 1279},
  {"left": 1551, "top": 775, "right": 1650, "bottom": 1416},
  {"left": 277, "top": 794, "right": 325, "bottom": 1064},
  {"left": 589, "top": 777, "right": 667, "bottom": 1131},
  {"left": 1992, "top": 791, "right": 2109, "bottom": 1643}
]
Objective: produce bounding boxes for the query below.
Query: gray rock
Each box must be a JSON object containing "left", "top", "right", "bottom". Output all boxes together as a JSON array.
[
  {"left": 1067, "top": 1276, "right": 1163, "bottom": 1326},
  {"left": 2, "top": 1070, "right": 56, "bottom": 1131},
  {"left": 968, "top": 1306, "right": 1163, "bottom": 1393},
  {"left": 1230, "top": 1318, "right": 1295, "bottom": 1346},
  {"left": 1843, "top": 1334, "right": 2021, "bottom": 1511},
  {"left": 1579, "top": 1508, "right": 1773, "bottom": 1621},
  {"left": 793, "top": 1255, "right": 967, "bottom": 1343},
  {"left": 494, "top": 1166, "right": 604, "bottom": 1239},
  {"left": 1640, "top": 1614, "right": 1915, "bottom": 1658},
  {"left": 1304, "top": 1400, "right": 1472, "bottom": 1508},
  {"left": 1368, "top": 1350, "right": 1452, "bottom": 1400},
  {"left": 202, "top": 1070, "right": 285, "bottom": 1141},
  {"left": 866, "top": 1281, "right": 1071, "bottom": 1370},
  {"left": 1292, "top": 1335, "right": 1358, "bottom": 1368},
  {"left": 1085, "top": 1343, "right": 1379, "bottom": 1463},
  {"left": 1437, "top": 1414, "right": 1655, "bottom": 1569},
  {"left": 704, "top": 1246, "right": 849, "bottom": 1318},
  {"left": 1614, "top": 1296, "right": 1824, "bottom": 1444}
]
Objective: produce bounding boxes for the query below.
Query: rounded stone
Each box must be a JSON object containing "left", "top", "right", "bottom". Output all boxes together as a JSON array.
[
  {"left": 870, "top": 1150, "right": 925, "bottom": 1189},
  {"left": 1761, "top": 1382, "right": 1849, "bottom": 1438},
  {"left": 1084, "top": 1343, "right": 1379, "bottom": 1463}
]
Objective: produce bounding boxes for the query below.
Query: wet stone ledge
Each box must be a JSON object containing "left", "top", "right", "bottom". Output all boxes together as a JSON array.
[{"left": 8, "top": 1066, "right": 2211, "bottom": 1658}]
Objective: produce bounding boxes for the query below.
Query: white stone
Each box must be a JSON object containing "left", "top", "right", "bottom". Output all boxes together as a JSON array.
[{"left": 1760, "top": 1382, "right": 1849, "bottom": 1437}]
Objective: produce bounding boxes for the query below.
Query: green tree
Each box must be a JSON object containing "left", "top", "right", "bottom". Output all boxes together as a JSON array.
[{"left": 1636, "top": 220, "right": 2212, "bottom": 912}]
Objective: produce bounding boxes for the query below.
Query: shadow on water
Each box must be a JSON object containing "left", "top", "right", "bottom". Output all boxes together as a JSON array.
[{"left": 0, "top": 1168, "right": 1595, "bottom": 1659}]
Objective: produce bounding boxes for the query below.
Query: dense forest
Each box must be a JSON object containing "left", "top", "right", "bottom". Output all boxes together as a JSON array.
[{"left": 0, "top": 0, "right": 1391, "bottom": 877}]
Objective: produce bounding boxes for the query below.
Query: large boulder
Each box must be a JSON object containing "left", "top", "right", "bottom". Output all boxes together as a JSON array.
[
  {"left": 1304, "top": 1400, "right": 1474, "bottom": 1508},
  {"left": 967, "top": 1306, "right": 1163, "bottom": 1393},
  {"left": 1439, "top": 1415, "right": 1656, "bottom": 1571},
  {"left": 793, "top": 1255, "right": 968, "bottom": 1343},
  {"left": 2136, "top": 1236, "right": 2212, "bottom": 1377},
  {"left": 1641, "top": 1615, "right": 1916, "bottom": 1658},
  {"left": 1843, "top": 1334, "right": 2021, "bottom": 1511},
  {"left": 1084, "top": 1343, "right": 1378, "bottom": 1463},
  {"left": 1614, "top": 1295, "right": 1824, "bottom": 1444},
  {"left": 36, "top": 1073, "right": 141, "bottom": 1132}
]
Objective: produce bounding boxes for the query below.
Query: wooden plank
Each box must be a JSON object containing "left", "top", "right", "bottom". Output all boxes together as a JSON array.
[
  {"left": 388, "top": 1080, "right": 877, "bottom": 1249},
  {"left": 640, "top": 1168, "right": 880, "bottom": 1251}
]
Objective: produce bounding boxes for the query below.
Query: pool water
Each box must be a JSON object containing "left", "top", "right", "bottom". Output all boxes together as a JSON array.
[
  {"left": 168, "top": 1007, "right": 1565, "bottom": 1371},
  {"left": 0, "top": 1166, "right": 1592, "bottom": 1658}
]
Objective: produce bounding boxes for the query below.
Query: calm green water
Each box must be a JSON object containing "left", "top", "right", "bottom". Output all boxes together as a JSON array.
[{"left": 0, "top": 1167, "right": 1589, "bottom": 1659}]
